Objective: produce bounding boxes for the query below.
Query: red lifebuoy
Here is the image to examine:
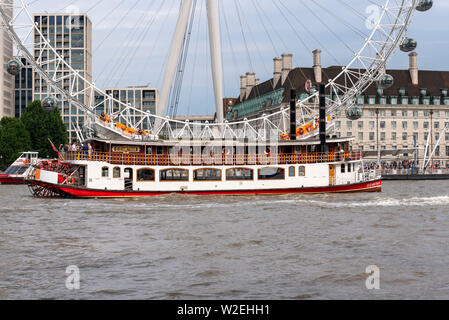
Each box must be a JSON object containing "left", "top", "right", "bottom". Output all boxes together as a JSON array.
[{"left": 66, "top": 176, "right": 74, "bottom": 185}]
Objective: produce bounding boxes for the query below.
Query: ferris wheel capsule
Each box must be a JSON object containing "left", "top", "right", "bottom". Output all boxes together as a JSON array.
[
  {"left": 6, "top": 59, "right": 22, "bottom": 76},
  {"left": 416, "top": 0, "right": 433, "bottom": 12},
  {"left": 377, "top": 74, "right": 394, "bottom": 89},
  {"left": 42, "top": 96, "right": 57, "bottom": 111},
  {"left": 346, "top": 105, "right": 363, "bottom": 121},
  {"left": 400, "top": 38, "right": 417, "bottom": 52}
]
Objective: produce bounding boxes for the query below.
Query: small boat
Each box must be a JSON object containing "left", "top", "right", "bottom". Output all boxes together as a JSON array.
[{"left": 0, "top": 152, "right": 40, "bottom": 185}]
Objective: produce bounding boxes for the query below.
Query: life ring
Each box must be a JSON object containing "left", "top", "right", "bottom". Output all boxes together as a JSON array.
[
  {"left": 298, "top": 128, "right": 305, "bottom": 135},
  {"left": 66, "top": 176, "right": 74, "bottom": 185}
]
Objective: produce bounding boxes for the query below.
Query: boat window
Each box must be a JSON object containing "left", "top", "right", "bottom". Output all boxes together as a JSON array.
[
  {"left": 102, "top": 166, "right": 109, "bottom": 177},
  {"left": 160, "top": 169, "right": 189, "bottom": 181},
  {"left": 289, "top": 166, "right": 295, "bottom": 177},
  {"left": 347, "top": 163, "right": 351, "bottom": 173},
  {"left": 113, "top": 167, "right": 121, "bottom": 178},
  {"left": 137, "top": 168, "right": 155, "bottom": 181},
  {"left": 341, "top": 164, "right": 346, "bottom": 173},
  {"left": 194, "top": 168, "right": 221, "bottom": 181},
  {"left": 17, "top": 166, "right": 28, "bottom": 175},
  {"left": 226, "top": 168, "right": 253, "bottom": 181},
  {"left": 4, "top": 166, "right": 17, "bottom": 175},
  {"left": 258, "top": 167, "right": 285, "bottom": 180},
  {"left": 298, "top": 166, "right": 306, "bottom": 176}
]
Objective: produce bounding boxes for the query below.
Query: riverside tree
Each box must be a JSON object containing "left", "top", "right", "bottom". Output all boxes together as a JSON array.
[
  {"left": 0, "top": 117, "right": 31, "bottom": 170},
  {"left": 20, "top": 100, "right": 68, "bottom": 158}
]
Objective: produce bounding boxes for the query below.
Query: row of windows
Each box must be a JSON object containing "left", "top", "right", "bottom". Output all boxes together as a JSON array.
[
  {"left": 338, "top": 120, "right": 449, "bottom": 130},
  {"left": 356, "top": 146, "right": 449, "bottom": 157},
  {"left": 338, "top": 109, "right": 449, "bottom": 119},
  {"left": 346, "top": 132, "right": 445, "bottom": 141},
  {"left": 101, "top": 167, "right": 308, "bottom": 181},
  {"left": 355, "top": 95, "right": 449, "bottom": 106}
]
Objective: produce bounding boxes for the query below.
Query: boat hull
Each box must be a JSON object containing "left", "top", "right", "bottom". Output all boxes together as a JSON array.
[
  {"left": 0, "top": 175, "right": 25, "bottom": 185},
  {"left": 27, "top": 179, "right": 382, "bottom": 198}
]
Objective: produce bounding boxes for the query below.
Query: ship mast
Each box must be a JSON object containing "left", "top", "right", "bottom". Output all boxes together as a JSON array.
[{"left": 157, "top": 0, "right": 224, "bottom": 125}]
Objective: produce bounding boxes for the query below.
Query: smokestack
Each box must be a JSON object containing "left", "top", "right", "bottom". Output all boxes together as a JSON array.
[
  {"left": 319, "top": 84, "right": 327, "bottom": 152},
  {"left": 281, "top": 53, "right": 292, "bottom": 85},
  {"left": 240, "top": 75, "right": 247, "bottom": 100},
  {"left": 409, "top": 52, "right": 418, "bottom": 86},
  {"left": 313, "top": 49, "right": 322, "bottom": 84},
  {"left": 273, "top": 57, "right": 282, "bottom": 87},
  {"left": 290, "top": 90, "right": 297, "bottom": 141},
  {"left": 246, "top": 72, "right": 256, "bottom": 98}
]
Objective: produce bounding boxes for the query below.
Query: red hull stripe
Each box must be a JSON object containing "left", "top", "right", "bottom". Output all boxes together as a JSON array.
[
  {"left": 0, "top": 176, "right": 25, "bottom": 185},
  {"left": 32, "top": 180, "right": 382, "bottom": 198}
]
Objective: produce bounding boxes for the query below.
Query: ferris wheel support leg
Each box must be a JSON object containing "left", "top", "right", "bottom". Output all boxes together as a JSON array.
[
  {"left": 157, "top": 0, "right": 193, "bottom": 122},
  {"left": 206, "top": 0, "right": 224, "bottom": 125}
]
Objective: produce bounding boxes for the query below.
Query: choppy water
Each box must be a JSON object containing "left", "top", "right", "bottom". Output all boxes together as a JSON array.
[{"left": 1, "top": 181, "right": 449, "bottom": 300}]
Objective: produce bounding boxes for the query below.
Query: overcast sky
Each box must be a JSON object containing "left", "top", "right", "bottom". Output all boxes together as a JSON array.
[{"left": 21, "top": 0, "right": 449, "bottom": 115}]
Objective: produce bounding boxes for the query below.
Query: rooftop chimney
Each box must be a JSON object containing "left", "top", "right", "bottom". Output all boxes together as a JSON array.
[
  {"left": 281, "top": 53, "right": 293, "bottom": 85},
  {"left": 240, "top": 75, "right": 247, "bottom": 100},
  {"left": 246, "top": 72, "right": 256, "bottom": 99},
  {"left": 273, "top": 57, "right": 282, "bottom": 87},
  {"left": 313, "top": 49, "right": 322, "bottom": 84},
  {"left": 409, "top": 52, "right": 418, "bottom": 86}
]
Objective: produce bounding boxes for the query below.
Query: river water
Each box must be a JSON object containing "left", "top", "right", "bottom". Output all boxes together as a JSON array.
[{"left": 0, "top": 181, "right": 448, "bottom": 300}]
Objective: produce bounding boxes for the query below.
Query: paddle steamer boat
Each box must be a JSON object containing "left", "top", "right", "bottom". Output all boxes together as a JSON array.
[{"left": 25, "top": 136, "right": 381, "bottom": 198}]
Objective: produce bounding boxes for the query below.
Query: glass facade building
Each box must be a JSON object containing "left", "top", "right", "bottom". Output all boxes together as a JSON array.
[
  {"left": 0, "top": 0, "right": 14, "bottom": 118},
  {"left": 32, "top": 13, "right": 92, "bottom": 141},
  {"left": 104, "top": 87, "right": 158, "bottom": 129},
  {"left": 14, "top": 57, "right": 33, "bottom": 118}
]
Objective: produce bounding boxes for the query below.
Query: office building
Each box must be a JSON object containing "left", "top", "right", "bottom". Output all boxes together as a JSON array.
[
  {"left": 228, "top": 51, "right": 449, "bottom": 163},
  {"left": 104, "top": 86, "right": 158, "bottom": 129},
  {"left": 0, "top": 0, "right": 14, "bottom": 118},
  {"left": 32, "top": 13, "right": 92, "bottom": 141},
  {"left": 14, "top": 57, "right": 33, "bottom": 118}
]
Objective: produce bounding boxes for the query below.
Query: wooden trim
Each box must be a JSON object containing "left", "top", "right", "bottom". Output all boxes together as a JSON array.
[
  {"left": 257, "top": 167, "right": 286, "bottom": 181},
  {"left": 113, "top": 167, "right": 121, "bottom": 179},
  {"left": 225, "top": 167, "right": 254, "bottom": 181},
  {"left": 159, "top": 168, "right": 189, "bottom": 182},
  {"left": 193, "top": 168, "right": 222, "bottom": 182},
  {"left": 136, "top": 168, "right": 156, "bottom": 182}
]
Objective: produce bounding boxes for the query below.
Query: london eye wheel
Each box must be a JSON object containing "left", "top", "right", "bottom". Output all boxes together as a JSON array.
[{"left": 0, "top": 0, "right": 431, "bottom": 141}]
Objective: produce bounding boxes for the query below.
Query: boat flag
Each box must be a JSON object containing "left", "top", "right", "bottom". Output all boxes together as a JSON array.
[{"left": 48, "top": 138, "right": 63, "bottom": 161}]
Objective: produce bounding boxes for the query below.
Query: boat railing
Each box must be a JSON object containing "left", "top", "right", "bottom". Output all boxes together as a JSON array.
[
  {"left": 62, "top": 151, "right": 362, "bottom": 166},
  {"left": 381, "top": 168, "right": 449, "bottom": 176}
]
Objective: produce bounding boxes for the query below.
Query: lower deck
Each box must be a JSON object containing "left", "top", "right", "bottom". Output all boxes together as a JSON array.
[{"left": 33, "top": 159, "right": 380, "bottom": 193}]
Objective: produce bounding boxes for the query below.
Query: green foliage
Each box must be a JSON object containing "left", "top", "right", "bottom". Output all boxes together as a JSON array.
[
  {"left": 0, "top": 117, "right": 31, "bottom": 171},
  {"left": 20, "top": 100, "right": 68, "bottom": 158}
]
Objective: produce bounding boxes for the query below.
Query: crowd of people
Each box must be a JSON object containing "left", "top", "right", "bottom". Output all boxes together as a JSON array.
[
  {"left": 59, "top": 142, "right": 93, "bottom": 157},
  {"left": 364, "top": 159, "right": 449, "bottom": 171}
]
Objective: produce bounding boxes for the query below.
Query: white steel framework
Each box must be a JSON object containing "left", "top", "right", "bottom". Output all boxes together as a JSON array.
[{"left": 0, "top": 0, "right": 419, "bottom": 142}]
